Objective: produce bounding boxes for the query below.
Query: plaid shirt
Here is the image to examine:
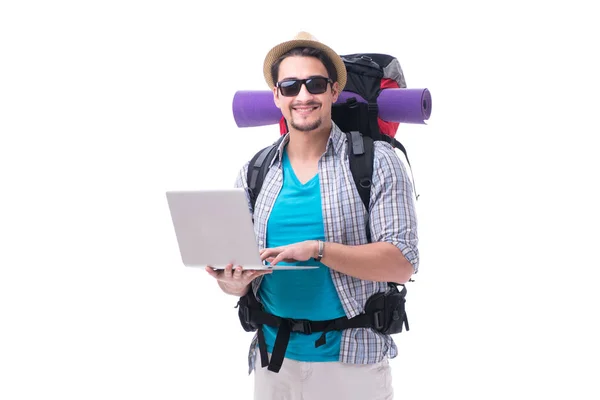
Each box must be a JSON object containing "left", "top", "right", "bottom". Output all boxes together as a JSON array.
[{"left": 234, "top": 122, "right": 419, "bottom": 375}]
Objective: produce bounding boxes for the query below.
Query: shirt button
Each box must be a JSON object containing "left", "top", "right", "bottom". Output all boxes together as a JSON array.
[
  {"left": 259, "top": 240, "right": 264, "bottom": 245},
  {"left": 277, "top": 176, "right": 282, "bottom": 181}
]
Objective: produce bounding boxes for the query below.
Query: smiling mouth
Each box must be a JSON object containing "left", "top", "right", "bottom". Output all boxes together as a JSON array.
[{"left": 292, "top": 105, "right": 320, "bottom": 114}]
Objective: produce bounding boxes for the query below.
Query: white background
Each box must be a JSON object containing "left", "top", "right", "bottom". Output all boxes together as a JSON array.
[{"left": 1, "top": 1, "right": 599, "bottom": 399}]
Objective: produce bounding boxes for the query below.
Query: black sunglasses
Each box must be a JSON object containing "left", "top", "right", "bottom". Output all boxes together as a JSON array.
[{"left": 276, "top": 76, "right": 333, "bottom": 97}]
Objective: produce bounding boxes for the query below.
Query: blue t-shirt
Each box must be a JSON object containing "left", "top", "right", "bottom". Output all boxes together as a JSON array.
[{"left": 258, "top": 149, "right": 346, "bottom": 362}]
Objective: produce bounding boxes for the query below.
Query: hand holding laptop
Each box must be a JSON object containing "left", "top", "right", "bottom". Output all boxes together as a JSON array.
[
  {"left": 205, "top": 239, "right": 320, "bottom": 296},
  {"left": 205, "top": 264, "right": 272, "bottom": 297}
]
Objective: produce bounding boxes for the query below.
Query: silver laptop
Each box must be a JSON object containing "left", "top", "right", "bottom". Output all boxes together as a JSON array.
[{"left": 165, "top": 189, "right": 318, "bottom": 270}]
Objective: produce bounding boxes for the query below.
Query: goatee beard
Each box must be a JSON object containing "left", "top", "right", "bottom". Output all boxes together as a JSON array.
[{"left": 290, "top": 117, "right": 322, "bottom": 132}]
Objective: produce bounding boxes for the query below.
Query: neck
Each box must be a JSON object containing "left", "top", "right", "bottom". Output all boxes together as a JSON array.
[{"left": 286, "top": 121, "right": 332, "bottom": 161}]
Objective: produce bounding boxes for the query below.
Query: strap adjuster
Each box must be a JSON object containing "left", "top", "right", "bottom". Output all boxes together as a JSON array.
[
  {"left": 373, "top": 310, "right": 384, "bottom": 330},
  {"left": 289, "top": 319, "right": 312, "bottom": 334},
  {"left": 367, "top": 102, "right": 379, "bottom": 114}
]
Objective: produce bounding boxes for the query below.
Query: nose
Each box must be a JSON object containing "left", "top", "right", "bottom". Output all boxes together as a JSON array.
[{"left": 295, "top": 82, "right": 313, "bottom": 100}]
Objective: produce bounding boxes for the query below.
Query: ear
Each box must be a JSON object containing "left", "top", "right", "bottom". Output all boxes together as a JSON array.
[
  {"left": 273, "top": 86, "right": 282, "bottom": 109},
  {"left": 331, "top": 81, "right": 340, "bottom": 103}
]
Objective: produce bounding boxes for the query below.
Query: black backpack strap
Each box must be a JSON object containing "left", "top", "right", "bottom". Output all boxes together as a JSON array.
[
  {"left": 374, "top": 134, "right": 419, "bottom": 201},
  {"left": 345, "top": 130, "right": 374, "bottom": 243},
  {"left": 388, "top": 137, "right": 410, "bottom": 168},
  {"left": 389, "top": 137, "right": 418, "bottom": 200},
  {"left": 367, "top": 102, "right": 382, "bottom": 141},
  {"left": 246, "top": 136, "right": 285, "bottom": 212}
]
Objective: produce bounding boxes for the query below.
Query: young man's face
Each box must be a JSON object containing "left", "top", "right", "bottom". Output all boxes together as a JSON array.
[{"left": 273, "top": 55, "right": 339, "bottom": 133}]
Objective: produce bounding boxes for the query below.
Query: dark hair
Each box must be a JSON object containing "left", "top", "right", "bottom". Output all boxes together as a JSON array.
[{"left": 270, "top": 47, "right": 338, "bottom": 86}]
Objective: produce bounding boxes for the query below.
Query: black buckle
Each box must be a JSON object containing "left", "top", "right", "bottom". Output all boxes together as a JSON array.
[
  {"left": 373, "top": 311, "right": 384, "bottom": 330},
  {"left": 367, "top": 102, "right": 379, "bottom": 114},
  {"left": 239, "top": 306, "right": 250, "bottom": 324},
  {"left": 289, "top": 319, "right": 312, "bottom": 334},
  {"left": 345, "top": 97, "right": 359, "bottom": 108}
]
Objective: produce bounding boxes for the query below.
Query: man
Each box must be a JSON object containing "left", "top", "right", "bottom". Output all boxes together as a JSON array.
[{"left": 206, "top": 32, "right": 419, "bottom": 400}]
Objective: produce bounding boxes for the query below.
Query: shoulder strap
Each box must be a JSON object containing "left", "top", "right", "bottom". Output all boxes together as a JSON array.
[
  {"left": 246, "top": 136, "right": 285, "bottom": 212},
  {"left": 345, "top": 130, "right": 374, "bottom": 243},
  {"left": 334, "top": 99, "right": 418, "bottom": 200}
]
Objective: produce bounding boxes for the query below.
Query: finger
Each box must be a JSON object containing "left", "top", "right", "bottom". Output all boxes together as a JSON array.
[
  {"left": 270, "top": 253, "right": 285, "bottom": 266},
  {"left": 261, "top": 252, "right": 280, "bottom": 262},
  {"left": 260, "top": 247, "right": 281, "bottom": 261},
  {"left": 233, "top": 265, "right": 243, "bottom": 279},
  {"left": 205, "top": 266, "right": 218, "bottom": 278},
  {"left": 274, "top": 251, "right": 294, "bottom": 265},
  {"left": 223, "top": 264, "right": 234, "bottom": 278}
]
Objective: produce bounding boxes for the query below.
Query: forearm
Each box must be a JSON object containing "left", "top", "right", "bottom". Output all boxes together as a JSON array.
[{"left": 317, "top": 241, "right": 414, "bottom": 284}]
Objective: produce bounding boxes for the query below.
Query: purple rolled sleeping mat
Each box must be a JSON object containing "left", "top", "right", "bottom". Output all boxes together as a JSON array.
[{"left": 232, "top": 88, "right": 432, "bottom": 128}]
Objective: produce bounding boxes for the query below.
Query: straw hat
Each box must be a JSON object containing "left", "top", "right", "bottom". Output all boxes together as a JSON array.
[{"left": 262, "top": 31, "right": 347, "bottom": 91}]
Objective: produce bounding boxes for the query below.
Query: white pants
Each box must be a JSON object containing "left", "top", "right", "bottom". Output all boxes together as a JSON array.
[{"left": 253, "top": 352, "right": 394, "bottom": 400}]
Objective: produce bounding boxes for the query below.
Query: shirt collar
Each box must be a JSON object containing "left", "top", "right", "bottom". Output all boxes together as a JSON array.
[{"left": 270, "top": 121, "right": 346, "bottom": 167}]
